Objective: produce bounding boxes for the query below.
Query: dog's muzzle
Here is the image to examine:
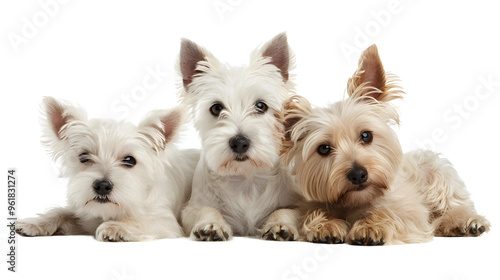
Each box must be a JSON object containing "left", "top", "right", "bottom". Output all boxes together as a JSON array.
[{"left": 229, "top": 135, "right": 250, "bottom": 157}]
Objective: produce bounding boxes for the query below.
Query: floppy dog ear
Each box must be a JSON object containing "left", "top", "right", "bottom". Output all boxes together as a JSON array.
[
  {"left": 179, "top": 38, "right": 210, "bottom": 90},
  {"left": 139, "top": 107, "right": 185, "bottom": 152},
  {"left": 347, "top": 44, "right": 403, "bottom": 103},
  {"left": 259, "top": 32, "right": 290, "bottom": 81},
  {"left": 281, "top": 95, "right": 312, "bottom": 163}
]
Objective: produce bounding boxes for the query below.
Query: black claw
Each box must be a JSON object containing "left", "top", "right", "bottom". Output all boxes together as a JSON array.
[
  {"left": 193, "top": 231, "right": 201, "bottom": 239},
  {"left": 312, "top": 237, "right": 318, "bottom": 243},
  {"left": 353, "top": 238, "right": 365, "bottom": 245},
  {"left": 266, "top": 234, "right": 276, "bottom": 241},
  {"left": 478, "top": 226, "right": 485, "bottom": 233},
  {"left": 223, "top": 232, "right": 229, "bottom": 239},
  {"left": 213, "top": 233, "right": 221, "bottom": 241},
  {"left": 16, "top": 230, "right": 31, "bottom": 237},
  {"left": 317, "top": 236, "right": 329, "bottom": 243},
  {"left": 332, "top": 237, "right": 343, "bottom": 244},
  {"left": 379, "top": 238, "right": 385, "bottom": 245},
  {"left": 201, "top": 229, "right": 210, "bottom": 236},
  {"left": 280, "top": 229, "right": 289, "bottom": 240},
  {"left": 470, "top": 226, "right": 477, "bottom": 234},
  {"left": 368, "top": 239, "right": 381, "bottom": 246}
]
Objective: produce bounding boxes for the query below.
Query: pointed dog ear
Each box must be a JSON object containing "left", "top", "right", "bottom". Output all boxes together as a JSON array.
[
  {"left": 41, "top": 96, "right": 88, "bottom": 161},
  {"left": 347, "top": 44, "right": 403, "bottom": 103},
  {"left": 179, "top": 38, "right": 209, "bottom": 90},
  {"left": 42, "top": 96, "right": 86, "bottom": 140},
  {"left": 139, "top": 107, "right": 185, "bottom": 152},
  {"left": 259, "top": 32, "right": 290, "bottom": 81}
]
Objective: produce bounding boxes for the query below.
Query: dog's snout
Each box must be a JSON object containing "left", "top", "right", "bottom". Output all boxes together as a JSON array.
[
  {"left": 229, "top": 135, "right": 250, "bottom": 154},
  {"left": 93, "top": 179, "right": 113, "bottom": 195},
  {"left": 348, "top": 167, "right": 368, "bottom": 185}
]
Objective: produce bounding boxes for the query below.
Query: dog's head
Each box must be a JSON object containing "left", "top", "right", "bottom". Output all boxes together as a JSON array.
[
  {"left": 282, "top": 45, "right": 404, "bottom": 207},
  {"left": 42, "top": 97, "right": 184, "bottom": 219},
  {"left": 179, "top": 33, "right": 294, "bottom": 176}
]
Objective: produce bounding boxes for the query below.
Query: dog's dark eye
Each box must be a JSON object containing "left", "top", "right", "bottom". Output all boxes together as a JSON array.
[
  {"left": 361, "top": 131, "right": 373, "bottom": 143},
  {"left": 79, "top": 153, "right": 91, "bottom": 164},
  {"left": 317, "top": 145, "right": 332, "bottom": 156},
  {"left": 122, "top": 156, "right": 136, "bottom": 168},
  {"left": 255, "top": 101, "right": 268, "bottom": 113},
  {"left": 210, "top": 103, "right": 224, "bottom": 116}
]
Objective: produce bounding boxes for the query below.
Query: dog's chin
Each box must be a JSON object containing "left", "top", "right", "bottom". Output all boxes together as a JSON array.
[
  {"left": 218, "top": 155, "right": 271, "bottom": 176},
  {"left": 234, "top": 155, "right": 249, "bottom": 162},
  {"left": 85, "top": 195, "right": 119, "bottom": 206},
  {"left": 336, "top": 182, "right": 387, "bottom": 208}
]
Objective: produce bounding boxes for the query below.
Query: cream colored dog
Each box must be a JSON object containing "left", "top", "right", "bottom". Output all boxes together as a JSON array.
[{"left": 282, "top": 45, "right": 490, "bottom": 245}]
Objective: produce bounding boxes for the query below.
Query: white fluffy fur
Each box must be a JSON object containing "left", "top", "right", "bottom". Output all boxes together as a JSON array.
[
  {"left": 179, "top": 33, "right": 300, "bottom": 241},
  {"left": 16, "top": 97, "right": 200, "bottom": 241}
]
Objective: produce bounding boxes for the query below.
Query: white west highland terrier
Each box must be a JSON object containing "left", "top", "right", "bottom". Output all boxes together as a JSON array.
[
  {"left": 16, "top": 97, "right": 199, "bottom": 241},
  {"left": 179, "top": 33, "right": 300, "bottom": 241}
]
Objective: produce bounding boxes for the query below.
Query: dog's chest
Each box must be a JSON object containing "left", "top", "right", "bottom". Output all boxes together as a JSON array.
[{"left": 218, "top": 177, "right": 281, "bottom": 235}]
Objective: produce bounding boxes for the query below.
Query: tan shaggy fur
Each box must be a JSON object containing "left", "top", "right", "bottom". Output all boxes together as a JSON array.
[{"left": 282, "top": 45, "right": 490, "bottom": 245}]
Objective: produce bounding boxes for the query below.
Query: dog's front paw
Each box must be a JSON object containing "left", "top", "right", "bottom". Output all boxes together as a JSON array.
[
  {"left": 192, "top": 222, "right": 231, "bottom": 241},
  {"left": 304, "top": 219, "right": 349, "bottom": 244},
  {"left": 261, "top": 223, "right": 298, "bottom": 241},
  {"left": 434, "top": 212, "right": 490, "bottom": 237},
  {"left": 347, "top": 219, "right": 387, "bottom": 246},
  {"left": 95, "top": 221, "right": 134, "bottom": 242},
  {"left": 16, "top": 220, "right": 54, "bottom": 237}
]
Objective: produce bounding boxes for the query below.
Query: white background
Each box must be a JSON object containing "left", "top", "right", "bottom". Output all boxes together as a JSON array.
[{"left": 1, "top": 1, "right": 499, "bottom": 279}]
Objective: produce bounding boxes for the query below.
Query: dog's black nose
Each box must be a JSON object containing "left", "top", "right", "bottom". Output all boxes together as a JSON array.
[
  {"left": 348, "top": 168, "right": 368, "bottom": 185},
  {"left": 93, "top": 179, "right": 113, "bottom": 195},
  {"left": 229, "top": 135, "right": 250, "bottom": 154}
]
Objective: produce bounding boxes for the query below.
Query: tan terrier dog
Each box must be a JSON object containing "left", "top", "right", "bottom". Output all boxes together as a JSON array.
[{"left": 282, "top": 45, "right": 490, "bottom": 245}]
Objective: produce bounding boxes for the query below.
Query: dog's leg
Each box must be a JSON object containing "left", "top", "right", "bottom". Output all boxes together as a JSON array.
[
  {"left": 433, "top": 207, "right": 490, "bottom": 237},
  {"left": 423, "top": 154, "right": 490, "bottom": 237},
  {"left": 347, "top": 183, "right": 433, "bottom": 246},
  {"left": 16, "top": 207, "right": 84, "bottom": 236},
  {"left": 404, "top": 150, "right": 490, "bottom": 237},
  {"left": 182, "top": 205, "right": 232, "bottom": 241},
  {"left": 301, "top": 208, "right": 349, "bottom": 244},
  {"left": 95, "top": 209, "right": 182, "bottom": 242},
  {"left": 261, "top": 208, "right": 299, "bottom": 241},
  {"left": 346, "top": 203, "right": 432, "bottom": 245},
  {"left": 431, "top": 175, "right": 490, "bottom": 237}
]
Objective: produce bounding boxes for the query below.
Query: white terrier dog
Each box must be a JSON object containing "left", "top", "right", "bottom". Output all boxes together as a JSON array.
[
  {"left": 179, "top": 33, "right": 299, "bottom": 241},
  {"left": 16, "top": 97, "right": 199, "bottom": 241}
]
